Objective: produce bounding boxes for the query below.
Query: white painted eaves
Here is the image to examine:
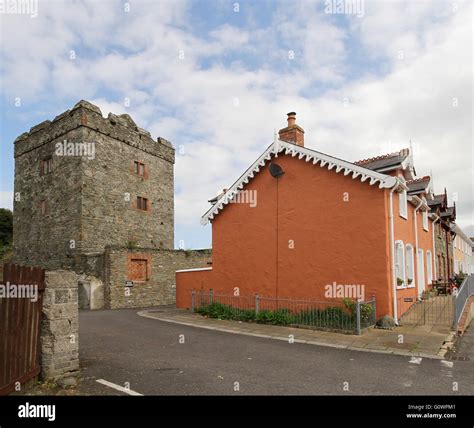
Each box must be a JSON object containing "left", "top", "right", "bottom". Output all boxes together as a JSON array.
[{"left": 201, "top": 140, "right": 398, "bottom": 225}]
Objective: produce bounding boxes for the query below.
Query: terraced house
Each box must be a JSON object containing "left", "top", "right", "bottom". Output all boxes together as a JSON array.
[
  {"left": 427, "top": 189, "right": 457, "bottom": 281},
  {"left": 452, "top": 225, "right": 474, "bottom": 275},
  {"left": 177, "top": 113, "right": 440, "bottom": 322}
]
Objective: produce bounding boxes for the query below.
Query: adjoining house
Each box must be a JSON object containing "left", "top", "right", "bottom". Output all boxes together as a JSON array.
[
  {"left": 452, "top": 225, "right": 474, "bottom": 275},
  {"left": 428, "top": 190, "right": 456, "bottom": 281},
  {"left": 176, "top": 113, "right": 438, "bottom": 322}
]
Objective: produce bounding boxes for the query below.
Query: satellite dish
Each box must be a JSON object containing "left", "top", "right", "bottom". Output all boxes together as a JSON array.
[{"left": 269, "top": 162, "right": 284, "bottom": 178}]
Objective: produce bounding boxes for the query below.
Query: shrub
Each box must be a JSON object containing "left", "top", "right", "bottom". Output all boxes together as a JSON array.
[
  {"left": 255, "top": 308, "right": 292, "bottom": 325},
  {"left": 197, "top": 303, "right": 256, "bottom": 322},
  {"left": 196, "top": 301, "right": 367, "bottom": 331},
  {"left": 455, "top": 272, "right": 467, "bottom": 287},
  {"left": 342, "top": 298, "right": 373, "bottom": 321}
]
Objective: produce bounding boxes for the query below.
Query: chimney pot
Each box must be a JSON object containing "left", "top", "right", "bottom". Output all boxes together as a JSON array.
[
  {"left": 278, "top": 111, "right": 304, "bottom": 147},
  {"left": 287, "top": 112, "right": 296, "bottom": 127}
]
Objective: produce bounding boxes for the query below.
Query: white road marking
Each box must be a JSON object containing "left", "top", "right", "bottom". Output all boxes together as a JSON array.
[
  {"left": 96, "top": 379, "right": 143, "bottom": 396},
  {"left": 441, "top": 360, "right": 454, "bottom": 368},
  {"left": 409, "top": 357, "right": 422, "bottom": 364}
]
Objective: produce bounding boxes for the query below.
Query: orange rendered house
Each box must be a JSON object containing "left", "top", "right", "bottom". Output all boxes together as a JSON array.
[{"left": 176, "top": 113, "right": 436, "bottom": 322}]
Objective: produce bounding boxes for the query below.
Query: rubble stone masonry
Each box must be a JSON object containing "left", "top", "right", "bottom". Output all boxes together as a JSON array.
[
  {"left": 13, "top": 100, "right": 175, "bottom": 272},
  {"left": 104, "top": 246, "right": 212, "bottom": 309}
]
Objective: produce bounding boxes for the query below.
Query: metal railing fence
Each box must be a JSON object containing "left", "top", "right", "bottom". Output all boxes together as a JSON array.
[
  {"left": 191, "top": 290, "right": 376, "bottom": 335},
  {"left": 454, "top": 275, "right": 474, "bottom": 328}
]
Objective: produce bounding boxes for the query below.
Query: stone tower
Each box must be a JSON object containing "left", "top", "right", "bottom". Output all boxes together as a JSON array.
[{"left": 13, "top": 100, "right": 175, "bottom": 275}]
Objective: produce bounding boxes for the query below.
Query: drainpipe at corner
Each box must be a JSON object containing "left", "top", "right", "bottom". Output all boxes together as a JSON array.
[
  {"left": 413, "top": 197, "right": 423, "bottom": 299},
  {"left": 431, "top": 214, "right": 440, "bottom": 281},
  {"left": 389, "top": 178, "right": 402, "bottom": 323}
]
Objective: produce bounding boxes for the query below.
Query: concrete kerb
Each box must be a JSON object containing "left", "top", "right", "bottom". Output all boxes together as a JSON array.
[{"left": 137, "top": 309, "right": 446, "bottom": 360}]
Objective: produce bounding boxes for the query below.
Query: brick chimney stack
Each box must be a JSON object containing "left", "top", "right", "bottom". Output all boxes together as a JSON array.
[{"left": 278, "top": 112, "right": 304, "bottom": 147}]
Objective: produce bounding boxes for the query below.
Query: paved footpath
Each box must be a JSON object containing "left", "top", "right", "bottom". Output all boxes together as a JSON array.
[
  {"left": 139, "top": 308, "right": 454, "bottom": 359},
  {"left": 71, "top": 308, "right": 474, "bottom": 395}
]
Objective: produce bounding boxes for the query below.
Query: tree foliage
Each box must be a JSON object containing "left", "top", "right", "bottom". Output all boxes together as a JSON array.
[{"left": 0, "top": 208, "right": 13, "bottom": 248}]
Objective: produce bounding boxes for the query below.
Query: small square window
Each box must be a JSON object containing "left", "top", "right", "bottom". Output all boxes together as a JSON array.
[{"left": 137, "top": 196, "right": 148, "bottom": 211}]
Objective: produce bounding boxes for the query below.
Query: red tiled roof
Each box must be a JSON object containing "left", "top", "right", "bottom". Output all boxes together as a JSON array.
[
  {"left": 406, "top": 175, "right": 430, "bottom": 185},
  {"left": 354, "top": 148, "right": 409, "bottom": 166},
  {"left": 406, "top": 175, "right": 431, "bottom": 195}
]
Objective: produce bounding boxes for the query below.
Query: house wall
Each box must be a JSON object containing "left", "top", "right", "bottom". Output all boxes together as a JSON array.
[
  {"left": 434, "top": 222, "right": 454, "bottom": 280},
  {"left": 177, "top": 153, "right": 393, "bottom": 318},
  {"left": 392, "top": 191, "right": 434, "bottom": 317},
  {"left": 453, "top": 235, "right": 473, "bottom": 275}
]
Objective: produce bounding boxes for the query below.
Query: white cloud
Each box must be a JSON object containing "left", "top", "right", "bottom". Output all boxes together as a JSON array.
[
  {"left": 1, "top": 0, "right": 472, "bottom": 242},
  {"left": 0, "top": 192, "right": 13, "bottom": 210}
]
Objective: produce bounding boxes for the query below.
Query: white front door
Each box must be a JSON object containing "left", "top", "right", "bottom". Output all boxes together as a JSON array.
[{"left": 417, "top": 249, "right": 425, "bottom": 297}]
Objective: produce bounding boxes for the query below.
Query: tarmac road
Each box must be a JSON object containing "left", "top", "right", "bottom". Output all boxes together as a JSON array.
[{"left": 78, "top": 308, "right": 474, "bottom": 396}]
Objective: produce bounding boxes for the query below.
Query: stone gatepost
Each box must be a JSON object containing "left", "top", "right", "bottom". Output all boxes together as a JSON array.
[{"left": 40, "top": 270, "right": 80, "bottom": 383}]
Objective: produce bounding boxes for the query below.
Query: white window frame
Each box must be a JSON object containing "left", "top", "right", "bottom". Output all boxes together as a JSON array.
[
  {"left": 423, "top": 210, "right": 429, "bottom": 231},
  {"left": 406, "top": 244, "right": 415, "bottom": 288},
  {"left": 399, "top": 190, "right": 408, "bottom": 219},
  {"left": 395, "top": 240, "right": 406, "bottom": 288},
  {"left": 417, "top": 249, "right": 425, "bottom": 294},
  {"left": 426, "top": 250, "right": 433, "bottom": 284}
]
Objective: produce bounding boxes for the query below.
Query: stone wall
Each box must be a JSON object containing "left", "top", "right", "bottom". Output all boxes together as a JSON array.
[
  {"left": 41, "top": 270, "right": 80, "bottom": 381},
  {"left": 81, "top": 123, "right": 174, "bottom": 253},
  {"left": 13, "top": 126, "right": 83, "bottom": 270},
  {"left": 103, "top": 246, "right": 212, "bottom": 309}
]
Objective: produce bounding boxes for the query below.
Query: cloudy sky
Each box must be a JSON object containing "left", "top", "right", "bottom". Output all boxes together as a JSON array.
[{"left": 0, "top": 0, "right": 472, "bottom": 248}]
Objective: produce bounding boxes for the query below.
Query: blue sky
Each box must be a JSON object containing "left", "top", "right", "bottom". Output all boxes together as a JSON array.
[{"left": 0, "top": 0, "right": 472, "bottom": 248}]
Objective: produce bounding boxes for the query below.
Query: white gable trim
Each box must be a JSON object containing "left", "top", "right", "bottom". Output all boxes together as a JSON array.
[{"left": 201, "top": 140, "right": 397, "bottom": 225}]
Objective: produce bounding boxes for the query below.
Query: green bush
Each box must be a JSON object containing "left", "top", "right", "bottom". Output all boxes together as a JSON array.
[
  {"left": 342, "top": 298, "right": 373, "bottom": 321},
  {"left": 196, "top": 301, "right": 363, "bottom": 330},
  {"left": 255, "top": 308, "right": 292, "bottom": 325},
  {"left": 455, "top": 272, "right": 467, "bottom": 287},
  {"left": 197, "top": 303, "right": 256, "bottom": 322}
]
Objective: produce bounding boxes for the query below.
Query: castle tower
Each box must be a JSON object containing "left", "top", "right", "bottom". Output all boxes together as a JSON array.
[{"left": 13, "top": 100, "right": 175, "bottom": 274}]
